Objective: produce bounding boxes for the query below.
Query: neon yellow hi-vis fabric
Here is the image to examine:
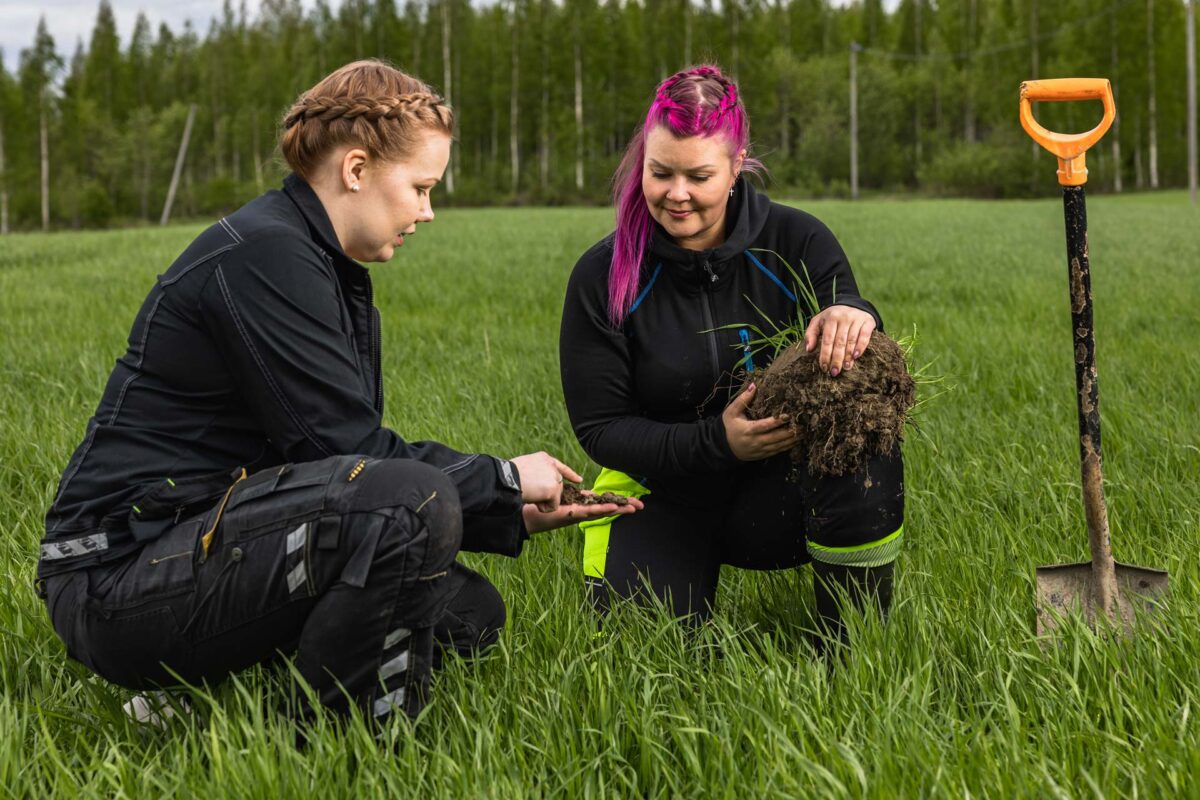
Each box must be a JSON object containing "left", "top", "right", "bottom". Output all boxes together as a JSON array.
[
  {"left": 807, "top": 525, "right": 903, "bottom": 569},
  {"left": 578, "top": 468, "right": 650, "bottom": 579}
]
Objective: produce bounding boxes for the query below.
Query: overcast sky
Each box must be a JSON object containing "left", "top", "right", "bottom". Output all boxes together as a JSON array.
[{"left": 2, "top": 0, "right": 896, "bottom": 73}]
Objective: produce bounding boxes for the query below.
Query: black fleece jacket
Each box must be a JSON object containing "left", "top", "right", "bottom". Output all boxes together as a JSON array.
[
  {"left": 40, "top": 174, "right": 525, "bottom": 578},
  {"left": 559, "top": 178, "right": 881, "bottom": 483}
]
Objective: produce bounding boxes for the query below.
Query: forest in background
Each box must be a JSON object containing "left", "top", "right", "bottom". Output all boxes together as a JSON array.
[{"left": 0, "top": 0, "right": 1195, "bottom": 230}]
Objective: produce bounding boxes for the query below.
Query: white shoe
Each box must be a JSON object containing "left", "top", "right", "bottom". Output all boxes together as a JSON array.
[{"left": 122, "top": 690, "right": 189, "bottom": 728}]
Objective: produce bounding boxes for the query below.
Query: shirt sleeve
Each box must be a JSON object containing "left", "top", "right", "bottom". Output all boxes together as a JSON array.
[
  {"left": 198, "top": 232, "right": 525, "bottom": 556},
  {"left": 559, "top": 247, "right": 740, "bottom": 480},
  {"left": 793, "top": 212, "right": 883, "bottom": 331}
]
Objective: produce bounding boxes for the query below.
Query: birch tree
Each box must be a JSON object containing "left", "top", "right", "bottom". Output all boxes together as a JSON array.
[{"left": 20, "top": 18, "right": 61, "bottom": 231}]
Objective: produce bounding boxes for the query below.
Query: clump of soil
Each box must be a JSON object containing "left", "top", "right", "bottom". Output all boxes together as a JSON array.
[
  {"left": 561, "top": 484, "right": 631, "bottom": 506},
  {"left": 748, "top": 333, "right": 916, "bottom": 477}
]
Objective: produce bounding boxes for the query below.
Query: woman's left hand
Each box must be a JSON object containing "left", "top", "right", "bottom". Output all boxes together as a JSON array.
[
  {"left": 522, "top": 493, "right": 644, "bottom": 534},
  {"left": 804, "top": 305, "right": 876, "bottom": 376}
]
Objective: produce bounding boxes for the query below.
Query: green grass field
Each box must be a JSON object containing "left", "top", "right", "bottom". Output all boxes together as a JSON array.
[{"left": 2, "top": 191, "right": 1198, "bottom": 798}]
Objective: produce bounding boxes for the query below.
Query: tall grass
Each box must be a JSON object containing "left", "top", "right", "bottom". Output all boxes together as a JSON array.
[{"left": 1, "top": 192, "right": 1197, "bottom": 797}]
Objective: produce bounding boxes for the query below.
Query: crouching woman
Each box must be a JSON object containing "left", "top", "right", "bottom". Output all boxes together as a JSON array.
[
  {"left": 559, "top": 65, "right": 902, "bottom": 648},
  {"left": 37, "top": 59, "right": 639, "bottom": 724}
]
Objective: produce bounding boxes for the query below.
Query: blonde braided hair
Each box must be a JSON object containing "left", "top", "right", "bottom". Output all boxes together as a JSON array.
[{"left": 280, "top": 60, "right": 454, "bottom": 179}]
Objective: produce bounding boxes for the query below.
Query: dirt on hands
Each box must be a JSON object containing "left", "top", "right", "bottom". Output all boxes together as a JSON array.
[{"left": 748, "top": 333, "right": 916, "bottom": 477}]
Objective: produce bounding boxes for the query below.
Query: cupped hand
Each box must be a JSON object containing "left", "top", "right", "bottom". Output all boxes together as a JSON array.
[
  {"left": 509, "top": 451, "right": 583, "bottom": 512},
  {"left": 722, "top": 382, "right": 797, "bottom": 461},
  {"left": 803, "top": 305, "right": 876, "bottom": 376},
  {"left": 522, "top": 492, "right": 645, "bottom": 534}
]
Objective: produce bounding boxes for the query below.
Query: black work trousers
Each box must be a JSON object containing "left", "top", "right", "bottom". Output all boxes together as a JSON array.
[
  {"left": 588, "top": 448, "right": 904, "bottom": 625},
  {"left": 43, "top": 455, "right": 506, "bottom": 721}
]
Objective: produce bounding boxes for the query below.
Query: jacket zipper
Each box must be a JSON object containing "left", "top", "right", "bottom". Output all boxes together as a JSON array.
[
  {"left": 700, "top": 258, "right": 721, "bottom": 386},
  {"left": 365, "top": 279, "right": 383, "bottom": 412}
]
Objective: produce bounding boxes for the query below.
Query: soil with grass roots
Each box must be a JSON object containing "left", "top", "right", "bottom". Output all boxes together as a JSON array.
[{"left": 748, "top": 333, "right": 916, "bottom": 477}]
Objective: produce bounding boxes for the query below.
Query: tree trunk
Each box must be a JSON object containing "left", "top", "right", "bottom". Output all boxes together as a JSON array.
[
  {"left": 140, "top": 154, "right": 150, "bottom": 220},
  {"left": 964, "top": 0, "right": 976, "bottom": 143},
  {"left": 574, "top": 34, "right": 584, "bottom": 192},
  {"left": 540, "top": 82, "right": 549, "bottom": 190},
  {"left": 510, "top": 4, "right": 520, "bottom": 195},
  {"left": 253, "top": 110, "right": 263, "bottom": 193},
  {"left": 1111, "top": 8, "right": 1122, "bottom": 192},
  {"left": 40, "top": 101, "right": 50, "bottom": 232},
  {"left": 537, "top": 0, "right": 549, "bottom": 190},
  {"left": 731, "top": 0, "right": 740, "bottom": 78},
  {"left": 1031, "top": 0, "right": 1039, "bottom": 162},
  {"left": 684, "top": 0, "right": 692, "bottom": 64},
  {"left": 850, "top": 43, "right": 859, "bottom": 199},
  {"left": 1148, "top": 0, "right": 1159, "bottom": 188},
  {"left": 1188, "top": 0, "right": 1197, "bottom": 205},
  {"left": 1134, "top": 114, "right": 1145, "bottom": 189},
  {"left": 442, "top": 0, "right": 455, "bottom": 194},
  {"left": 539, "top": 0, "right": 549, "bottom": 191},
  {"left": 0, "top": 115, "right": 7, "bottom": 235},
  {"left": 914, "top": 0, "right": 922, "bottom": 168}
]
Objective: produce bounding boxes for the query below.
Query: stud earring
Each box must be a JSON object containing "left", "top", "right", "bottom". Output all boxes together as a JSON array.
[{"left": 351, "top": 184, "right": 360, "bottom": 193}]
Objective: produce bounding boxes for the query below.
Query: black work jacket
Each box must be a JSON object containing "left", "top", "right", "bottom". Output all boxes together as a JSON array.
[
  {"left": 559, "top": 178, "right": 882, "bottom": 486},
  {"left": 40, "top": 174, "right": 525, "bottom": 578}
]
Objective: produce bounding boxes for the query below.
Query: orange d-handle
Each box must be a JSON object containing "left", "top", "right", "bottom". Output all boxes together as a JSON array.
[{"left": 1020, "top": 78, "right": 1116, "bottom": 186}]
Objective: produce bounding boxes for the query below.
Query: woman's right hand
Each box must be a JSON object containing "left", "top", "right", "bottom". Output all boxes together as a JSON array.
[
  {"left": 509, "top": 451, "right": 582, "bottom": 512},
  {"left": 722, "top": 383, "right": 797, "bottom": 461}
]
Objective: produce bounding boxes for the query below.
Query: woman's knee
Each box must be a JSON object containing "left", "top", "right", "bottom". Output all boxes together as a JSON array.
[{"left": 348, "top": 459, "right": 463, "bottom": 557}]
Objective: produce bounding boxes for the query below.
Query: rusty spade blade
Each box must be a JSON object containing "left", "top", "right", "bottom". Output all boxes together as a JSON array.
[
  {"left": 1020, "top": 79, "right": 1168, "bottom": 641},
  {"left": 1035, "top": 561, "right": 1169, "bottom": 638}
]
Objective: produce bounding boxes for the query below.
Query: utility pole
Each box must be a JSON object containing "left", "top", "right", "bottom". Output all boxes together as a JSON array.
[
  {"left": 1188, "top": 0, "right": 1197, "bottom": 206},
  {"left": 161, "top": 104, "right": 196, "bottom": 226},
  {"left": 850, "top": 41, "right": 860, "bottom": 200}
]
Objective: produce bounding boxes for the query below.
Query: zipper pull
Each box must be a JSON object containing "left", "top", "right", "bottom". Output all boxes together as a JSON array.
[
  {"left": 702, "top": 260, "right": 717, "bottom": 284},
  {"left": 739, "top": 328, "right": 755, "bottom": 373}
]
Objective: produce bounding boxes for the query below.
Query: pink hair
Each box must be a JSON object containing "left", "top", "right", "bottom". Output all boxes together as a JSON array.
[{"left": 608, "top": 65, "right": 762, "bottom": 327}]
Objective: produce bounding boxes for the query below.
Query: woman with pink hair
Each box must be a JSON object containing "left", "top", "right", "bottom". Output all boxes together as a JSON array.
[{"left": 559, "top": 65, "right": 903, "bottom": 650}]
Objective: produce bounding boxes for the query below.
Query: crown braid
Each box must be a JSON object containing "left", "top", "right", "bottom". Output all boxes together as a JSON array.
[
  {"left": 283, "top": 92, "right": 450, "bottom": 129},
  {"left": 279, "top": 60, "right": 455, "bottom": 179}
]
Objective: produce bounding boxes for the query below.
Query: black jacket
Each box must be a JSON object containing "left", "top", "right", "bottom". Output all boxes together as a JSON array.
[
  {"left": 40, "top": 174, "right": 525, "bottom": 578},
  {"left": 559, "top": 178, "right": 881, "bottom": 484}
]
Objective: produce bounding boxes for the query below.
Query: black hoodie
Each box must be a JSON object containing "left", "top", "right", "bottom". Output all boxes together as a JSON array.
[{"left": 559, "top": 178, "right": 881, "bottom": 483}]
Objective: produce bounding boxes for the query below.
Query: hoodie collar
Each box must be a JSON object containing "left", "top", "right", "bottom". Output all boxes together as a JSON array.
[{"left": 647, "top": 175, "right": 771, "bottom": 283}]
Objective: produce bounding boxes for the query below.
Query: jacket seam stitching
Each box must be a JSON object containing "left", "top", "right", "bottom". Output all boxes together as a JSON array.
[
  {"left": 442, "top": 454, "right": 479, "bottom": 475},
  {"left": 219, "top": 217, "right": 243, "bottom": 243},
  {"left": 214, "top": 265, "right": 333, "bottom": 458},
  {"left": 159, "top": 244, "right": 238, "bottom": 287}
]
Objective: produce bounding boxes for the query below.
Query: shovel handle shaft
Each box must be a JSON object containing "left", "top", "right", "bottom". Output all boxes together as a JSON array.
[
  {"left": 1020, "top": 78, "right": 1116, "bottom": 186},
  {"left": 1062, "top": 186, "right": 1119, "bottom": 618}
]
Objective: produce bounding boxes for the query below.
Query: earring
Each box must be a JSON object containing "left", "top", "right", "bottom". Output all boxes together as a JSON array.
[
  {"left": 351, "top": 184, "right": 360, "bottom": 193},
  {"left": 729, "top": 185, "right": 735, "bottom": 197}
]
